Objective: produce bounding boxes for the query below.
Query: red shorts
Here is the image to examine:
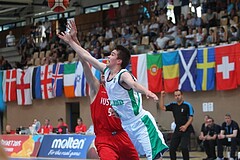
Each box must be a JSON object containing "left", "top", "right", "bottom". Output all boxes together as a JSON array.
[{"left": 95, "top": 131, "right": 139, "bottom": 160}]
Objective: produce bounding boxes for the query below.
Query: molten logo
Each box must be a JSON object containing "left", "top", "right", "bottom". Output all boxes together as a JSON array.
[{"left": 51, "top": 137, "right": 86, "bottom": 149}]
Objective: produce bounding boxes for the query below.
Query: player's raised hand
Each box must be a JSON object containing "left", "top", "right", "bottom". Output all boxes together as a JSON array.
[
  {"left": 160, "top": 91, "right": 165, "bottom": 97},
  {"left": 67, "top": 20, "right": 77, "bottom": 39},
  {"left": 146, "top": 90, "right": 159, "bottom": 102},
  {"left": 57, "top": 32, "right": 72, "bottom": 44}
]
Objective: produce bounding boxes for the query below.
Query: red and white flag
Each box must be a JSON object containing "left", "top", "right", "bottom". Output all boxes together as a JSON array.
[
  {"left": 2, "top": 69, "right": 17, "bottom": 102},
  {"left": 215, "top": 45, "right": 237, "bottom": 90},
  {"left": 41, "top": 64, "right": 53, "bottom": 99},
  {"left": 16, "top": 68, "right": 33, "bottom": 105}
]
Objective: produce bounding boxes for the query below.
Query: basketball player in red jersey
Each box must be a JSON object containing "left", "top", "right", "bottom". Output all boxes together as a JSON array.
[{"left": 68, "top": 21, "right": 139, "bottom": 160}]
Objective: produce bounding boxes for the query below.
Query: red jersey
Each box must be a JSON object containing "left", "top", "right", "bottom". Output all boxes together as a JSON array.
[
  {"left": 75, "top": 124, "right": 87, "bottom": 134},
  {"left": 39, "top": 125, "right": 53, "bottom": 134},
  {"left": 90, "top": 85, "right": 124, "bottom": 135}
]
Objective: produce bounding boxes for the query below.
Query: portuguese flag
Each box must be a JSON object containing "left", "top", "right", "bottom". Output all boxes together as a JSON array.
[
  {"left": 147, "top": 54, "right": 163, "bottom": 92},
  {"left": 131, "top": 53, "right": 163, "bottom": 93}
]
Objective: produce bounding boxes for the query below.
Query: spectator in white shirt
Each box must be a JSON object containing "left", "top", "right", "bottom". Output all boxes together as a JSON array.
[
  {"left": 105, "top": 27, "right": 113, "bottom": 41},
  {"left": 6, "top": 31, "right": 15, "bottom": 47}
]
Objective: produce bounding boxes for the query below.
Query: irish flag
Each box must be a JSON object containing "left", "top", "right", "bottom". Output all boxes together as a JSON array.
[
  {"left": 64, "top": 63, "right": 76, "bottom": 98},
  {"left": 131, "top": 53, "right": 163, "bottom": 93}
]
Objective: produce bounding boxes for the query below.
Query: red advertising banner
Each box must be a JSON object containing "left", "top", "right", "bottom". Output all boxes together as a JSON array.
[{"left": 0, "top": 135, "right": 43, "bottom": 157}]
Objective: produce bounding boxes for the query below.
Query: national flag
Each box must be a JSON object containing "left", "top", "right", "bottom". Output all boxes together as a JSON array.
[
  {"left": 52, "top": 63, "right": 64, "bottom": 97},
  {"left": 74, "top": 62, "right": 87, "bottom": 97},
  {"left": 40, "top": 64, "right": 53, "bottom": 99},
  {"left": 131, "top": 53, "right": 163, "bottom": 92},
  {"left": 234, "top": 43, "right": 240, "bottom": 85},
  {"left": 64, "top": 63, "right": 76, "bottom": 98},
  {"left": 196, "top": 47, "right": 215, "bottom": 91},
  {"left": 31, "top": 66, "right": 42, "bottom": 99},
  {"left": 16, "top": 68, "right": 33, "bottom": 105},
  {"left": 215, "top": 44, "right": 237, "bottom": 90},
  {"left": 162, "top": 51, "right": 179, "bottom": 92},
  {"left": 131, "top": 54, "right": 148, "bottom": 89},
  {"left": 2, "top": 69, "right": 17, "bottom": 102},
  {"left": 0, "top": 71, "right": 6, "bottom": 111},
  {"left": 178, "top": 49, "right": 197, "bottom": 92}
]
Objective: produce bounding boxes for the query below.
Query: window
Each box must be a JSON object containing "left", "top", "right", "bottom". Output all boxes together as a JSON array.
[
  {"left": 69, "top": 11, "right": 76, "bottom": 17},
  {"left": 16, "top": 21, "right": 26, "bottom": 27},
  {"left": 102, "top": 2, "right": 119, "bottom": 10},
  {"left": 34, "top": 17, "right": 45, "bottom": 23},
  {"left": 85, "top": 6, "right": 101, "bottom": 14},
  {"left": 3, "top": 24, "right": 15, "bottom": 30},
  {"left": 47, "top": 14, "right": 58, "bottom": 21}
]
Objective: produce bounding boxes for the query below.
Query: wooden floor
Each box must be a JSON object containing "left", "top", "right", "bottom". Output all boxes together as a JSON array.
[{"left": 9, "top": 151, "right": 208, "bottom": 160}]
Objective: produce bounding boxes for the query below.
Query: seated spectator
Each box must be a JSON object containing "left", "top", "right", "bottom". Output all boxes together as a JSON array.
[
  {"left": 154, "top": 32, "right": 168, "bottom": 50},
  {"left": 164, "top": 21, "right": 177, "bottom": 41},
  {"left": 4, "top": 124, "right": 15, "bottom": 134},
  {"left": 195, "top": 27, "right": 205, "bottom": 46},
  {"left": 92, "top": 48, "right": 102, "bottom": 59},
  {"left": 185, "top": 28, "right": 196, "bottom": 48},
  {"left": 148, "top": 17, "right": 159, "bottom": 40},
  {"left": 186, "top": 13, "right": 194, "bottom": 29},
  {"left": 206, "top": 9, "right": 217, "bottom": 28},
  {"left": 32, "top": 118, "right": 41, "bottom": 133},
  {"left": 199, "top": 117, "right": 220, "bottom": 160},
  {"left": 193, "top": 14, "right": 202, "bottom": 28},
  {"left": 206, "top": 29, "right": 216, "bottom": 45},
  {"left": 39, "top": 119, "right": 53, "bottom": 134},
  {"left": 120, "top": 37, "right": 130, "bottom": 48},
  {"left": 178, "top": 14, "right": 187, "bottom": 31},
  {"left": 1, "top": 60, "right": 12, "bottom": 70},
  {"left": 75, "top": 117, "right": 87, "bottom": 134},
  {"left": 6, "top": 30, "right": 15, "bottom": 47},
  {"left": 105, "top": 27, "right": 113, "bottom": 42},
  {"left": 141, "top": 19, "right": 149, "bottom": 36},
  {"left": 57, "top": 118, "right": 69, "bottom": 133},
  {"left": 157, "top": 9, "right": 167, "bottom": 28},
  {"left": 198, "top": 115, "right": 210, "bottom": 149},
  {"left": 217, "top": 26, "right": 228, "bottom": 43},
  {"left": 228, "top": 25, "right": 239, "bottom": 43},
  {"left": 173, "top": 29, "right": 183, "bottom": 49},
  {"left": 216, "top": 114, "right": 240, "bottom": 160}
]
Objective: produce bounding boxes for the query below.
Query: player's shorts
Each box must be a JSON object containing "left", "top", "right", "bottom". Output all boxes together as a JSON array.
[
  {"left": 121, "top": 109, "right": 169, "bottom": 160},
  {"left": 95, "top": 130, "right": 139, "bottom": 160}
]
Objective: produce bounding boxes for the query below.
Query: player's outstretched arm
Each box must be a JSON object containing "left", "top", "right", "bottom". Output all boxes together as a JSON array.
[
  {"left": 79, "top": 58, "right": 100, "bottom": 102},
  {"left": 66, "top": 20, "right": 101, "bottom": 101},
  {"left": 159, "top": 91, "right": 166, "bottom": 111},
  {"left": 121, "top": 72, "right": 158, "bottom": 102},
  {"left": 58, "top": 32, "right": 106, "bottom": 72}
]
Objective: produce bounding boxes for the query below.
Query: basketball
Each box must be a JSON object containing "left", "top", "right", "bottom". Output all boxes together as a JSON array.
[{"left": 48, "top": 0, "right": 69, "bottom": 13}]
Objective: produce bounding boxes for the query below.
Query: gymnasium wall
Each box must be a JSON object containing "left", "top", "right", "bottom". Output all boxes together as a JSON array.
[{"left": 6, "top": 87, "right": 240, "bottom": 136}]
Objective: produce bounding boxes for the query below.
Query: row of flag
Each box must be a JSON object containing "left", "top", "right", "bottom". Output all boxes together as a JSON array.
[
  {"left": 1, "top": 43, "right": 240, "bottom": 107},
  {"left": 1, "top": 62, "right": 89, "bottom": 106},
  {"left": 0, "top": 59, "right": 109, "bottom": 106},
  {"left": 131, "top": 43, "right": 240, "bottom": 93}
]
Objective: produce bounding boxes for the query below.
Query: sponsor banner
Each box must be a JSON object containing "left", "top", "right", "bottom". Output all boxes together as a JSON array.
[
  {"left": 38, "top": 134, "right": 96, "bottom": 159},
  {"left": 0, "top": 135, "right": 43, "bottom": 157}
]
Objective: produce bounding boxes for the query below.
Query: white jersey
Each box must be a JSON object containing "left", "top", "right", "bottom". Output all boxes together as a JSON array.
[
  {"left": 104, "top": 67, "right": 169, "bottom": 160},
  {"left": 104, "top": 67, "right": 143, "bottom": 121}
]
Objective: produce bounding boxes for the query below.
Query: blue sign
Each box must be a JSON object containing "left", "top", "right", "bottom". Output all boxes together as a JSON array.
[{"left": 38, "top": 134, "right": 95, "bottom": 159}]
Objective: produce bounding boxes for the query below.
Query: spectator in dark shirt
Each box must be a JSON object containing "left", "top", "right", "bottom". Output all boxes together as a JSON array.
[
  {"left": 216, "top": 114, "right": 240, "bottom": 160},
  {"left": 199, "top": 117, "right": 220, "bottom": 160}
]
